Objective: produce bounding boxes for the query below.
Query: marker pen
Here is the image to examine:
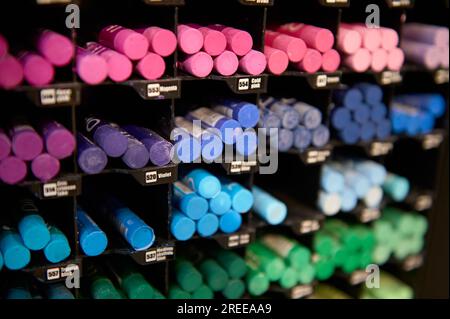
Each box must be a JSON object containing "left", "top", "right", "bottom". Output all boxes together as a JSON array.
[
  {"left": 219, "top": 210, "right": 242, "bottom": 234},
  {"left": 16, "top": 197, "right": 50, "bottom": 250},
  {"left": 354, "top": 83, "right": 384, "bottom": 105},
  {"left": 18, "top": 51, "right": 54, "bottom": 86},
  {"left": 322, "top": 49, "right": 341, "bottom": 72},
  {"left": 394, "top": 94, "right": 446, "bottom": 118},
  {"left": 370, "top": 103, "right": 388, "bottom": 124},
  {"left": 40, "top": 120, "right": 75, "bottom": 160},
  {"left": 209, "top": 191, "right": 232, "bottom": 216},
  {"left": 402, "top": 23, "right": 449, "bottom": 47},
  {"left": 331, "top": 107, "right": 352, "bottom": 130},
  {"left": 317, "top": 191, "right": 341, "bottom": 216},
  {"left": 108, "top": 263, "right": 155, "bottom": 299},
  {"left": 99, "top": 25, "right": 149, "bottom": 60},
  {"left": 260, "top": 98, "right": 300, "bottom": 130},
  {"left": 371, "top": 48, "right": 388, "bottom": 72},
  {"left": 401, "top": 40, "right": 441, "bottom": 70},
  {"left": 360, "top": 121, "right": 376, "bottom": 142},
  {"left": 387, "top": 47, "right": 405, "bottom": 71},
  {"left": 76, "top": 47, "right": 108, "bottom": 85},
  {"left": 213, "top": 50, "right": 239, "bottom": 76},
  {"left": 364, "top": 186, "right": 384, "bottom": 208},
  {"left": 222, "top": 278, "right": 245, "bottom": 299},
  {"left": 195, "top": 26, "right": 227, "bottom": 57},
  {"left": 245, "top": 262, "right": 269, "bottom": 296},
  {"left": 212, "top": 249, "right": 248, "bottom": 279},
  {"left": 191, "top": 285, "right": 214, "bottom": 299},
  {"left": 31, "top": 153, "right": 60, "bottom": 182},
  {"left": 376, "top": 119, "right": 391, "bottom": 140},
  {"left": 265, "top": 30, "right": 307, "bottom": 63},
  {"left": 136, "top": 52, "right": 166, "bottom": 80},
  {"left": 264, "top": 46, "right": 289, "bottom": 75},
  {"left": 252, "top": 186, "right": 287, "bottom": 225},
  {"left": 76, "top": 207, "right": 108, "bottom": 256},
  {"left": 339, "top": 122, "right": 361, "bottom": 144},
  {"left": 291, "top": 101, "right": 322, "bottom": 130},
  {"left": 294, "top": 48, "right": 322, "bottom": 73},
  {"left": 0, "top": 129, "right": 11, "bottom": 161},
  {"left": 209, "top": 25, "right": 253, "bottom": 57},
  {"left": 196, "top": 213, "right": 219, "bottom": 237},
  {"left": 337, "top": 28, "right": 362, "bottom": 55},
  {"left": 294, "top": 125, "right": 312, "bottom": 150},
  {"left": 0, "top": 228, "right": 31, "bottom": 270},
  {"left": 235, "top": 129, "right": 258, "bottom": 156},
  {"left": 260, "top": 234, "right": 311, "bottom": 269},
  {"left": 170, "top": 210, "right": 196, "bottom": 241},
  {"left": 382, "top": 173, "right": 410, "bottom": 202},
  {"left": 137, "top": 26, "right": 177, "bottom": 57},
  {"left": 213, "top": 99, "right": 260, "bottom": 129},
  {"left": 341, "top": 24, "right": 381, "bottom": 52},
  {"left": 113, "top": 126, "right": 150, "bottom": 169},
  {"left": 0, "top": 156, "right": 27, "bottom": 185},
  {"left": 344, "top": 48, "right": 372, "bottom": 72},
  {"left": 258, "top": 108, "right": 282, "bottom": 132},
  {"left": 418, "top": 112, "right": 435, "bottom": 134},
  {"left": 441, "top": 46, "right": 449, "bottom": 68},
  {"left": 47, "top": 284, "right": 75, "bottom": 299},
  {"left": 0, "top": 33, "right": 8, "bottom": 57},
  {"left": 339, "top": 187, "right": 358, "bottom": 213},
  {"left": 169, "top": 285, "right": 191, "bottom": 299},
  {"left": 334, "top": 88, "right": 364, "bottom": 110},
  {"left": 321, "top": 165, "right": 345, "bottom": 193},
  {"left": 199, "top": 259, "right": 229, "bottom": 291},
  {"left": 36, "top": 29, "right": 75, "bottom": 66},
  {"left": 298, "top": 263, "right": 316, "bottom": 285},
  {"left": 9, "top": 121, "right": 43, "bottom": 161},
  {"left": 182, "top": 168, "right": 221, "bottom": 199},
  {"left": 239, "top": 50, "right": 267, "bottom": 76},
  {"left": 91, "top": 276, "right": 122, "bottom": 299},
  {"left": 279, "top": 267, "right": 298, "bottom": 289},
  {"left": 276, "top": 128, "right": 294, "bottom": 152},
  {"left": 0, "top": 54, "right": 24, "bottom": 89},
  {"left": 179, "top": 52, "right": 214, "bottom": 78},
  {"left": 352, "top": 103, "right": 371, "bottom": 124},
  {"left": 76, "top": 133, "right": 108, "bottom": 174},
  {"left": 380, "top": 28, "right": 399, "bottom": 51},
  {"left": 279, "top": 23, "right": 334, "bottom": 53},
  {"left": 177, "top": 25, "right": 204, "bottom": 55},
  {"left": 172, "top": 125, "right": 202, "bottom": 164},
  {"left": 173, "top": 181, "right": 208, "bottom": 220},
  {"left": 85, "top": 117, "right": 128, "bottom": 158},
  {"left": 246, "top": 242, "right": 286, "bottom": 281},
  {"left": 221, "top": 180, "right": 254, "bottom": 213},
  {"left": 175, "top": 259, "right": 203, "bottom": 292},
  {"left": 44, "top": 226, "right": 71, "bottom": 263},
  {"left": 312, "top": 125, "right": 330, "bottom": 148}
]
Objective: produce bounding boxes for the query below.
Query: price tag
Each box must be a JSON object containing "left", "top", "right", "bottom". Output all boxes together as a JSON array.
[
  {"left": 358, "top": 208, "right": 381, "bottom": 223},
  {"left": 46, "top": 268, "right": 61, "bottom": 281},
  {"left": 232, "top": 76, "right": 267, "bottom": 93},
  {"left": 435, "top": 69, "right": 449, "bottom": 84},
  {"left": 369, "top": 141, "right": 394, "bottom": 156},
  {"left": 377, "top": 71, "right": 403, "bottom": 85},
  {"left": 291, "top": 285, "right": 314, "bottom": 299},
  {"left": 298, "top": 220, "right": 321, "bottom": 234},
  {"left": 128, "top": 165, "right": 177, "bottom": 186},
  {"left": 422, "top": 133, "right": 444, "bottom": 150},
  {"left": 41, "top": 180, "right": 79, "bottom": 198},
  {"left": 144, "top": 247, "right": 175, "bottom": 264}
]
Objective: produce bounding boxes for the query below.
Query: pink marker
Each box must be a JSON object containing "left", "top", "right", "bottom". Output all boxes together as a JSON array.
[
  {"left": 99, "top": 25, "right": 149, "bottom": 60},
  {"left": 9, "top": 123, "right": 44, "bottom": 161},
  {"left": 371, "top": 48, "right": 388, "bottom": 72},
  {"left": 344, "top": 48, "right": 371, "bottom": 72},
  {"left": 265, "top": 30, "right": 306, "bottom": 63},
  {"left": 0, "top": 34, "right": 8, "bottom": 58},
  {"left": 18, "top": 52, "right": 55, "bottom": 87},
  {"left": 0, "top": 129, "right": 11, "bottom": 161},
  {"left": 337, "top": 28, "right": 362, "bottom": 55},
  {"left": 36, "top": 30, "right": 75, "bottom": 67},
  {"left": 239, "top": 50, "right": 267, "bottom": 76},
  {"left": 264, "top": 46, "right": 289, "bottom": 75},
  {"left": 209, "top": 25, "right": 253, "bottom": 57},
  {"left": 179, "top": 52, "right": 214, "bottom": 78},
  {"left": 86, "top": 42, "right": 133, "bottom": 82},
  {"left": 294, "top": 48, "right": 322, "bottom": 73},
  {"left": 137, "top": 27, "right": 177, "bottom": 57},
  {"left": 342, "top": 24, "right": 381, "bottom": 52},
  {"left": 380, "top": 27, "right": 399, "bottom": 51},
  {"left": 136, "top": 52, "right": 166, "bottom": 80},
  {"left": 31, "top": 153, "right": 60, "bottom": 182},
  {"left": 401, "top": 40, "right": 441, "bottom": 70},
  {"left": 198, "top": 27, "right": 227, "bottom": 57},
  {"left": 277, "top": 23, "right": 334, "bottom": 53},
  {"left": 0, "top": 55, "right": 24, "bottom": 89},
  {"left": 0, "top": 156, "right": 27, "bottom": 185},
  {"left": 322, "top": 49, "right": 341, "bottom": 72},
  {"left": 76, "top": 47, "right": 108, "bottom": 85},
  {"left": 402, "top": 23, "right": 449, "bottom": 47},
  {"left": 213, "top": 50, "right": 239, "bottom": 76},
  {"left": 387, "top": 48, "right": 405, "bottom": 71},
  {"left": 177, "top": 25, "right": 204, "bottom": 55},
  {"left": 441, "top": 46, "right": 449, "bottom": 68}
]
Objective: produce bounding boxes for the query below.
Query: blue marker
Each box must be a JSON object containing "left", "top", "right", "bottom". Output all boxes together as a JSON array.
[
  {"left": 172, "top": 124, "right": 203, "bottom": 164},
  {"left": 311, "top": 125, "right": 330, "bottom": 148},
  {"left": 294, "top": 125, "right": 312, "bottom": 150},
  {"left": 77, "top": 207, "right": 108, "bottom": 257},
  {"left": 44, "top": 226, "right": 71, "bottom": 263},
  {"left": 291, "top": 102, "right": 322, "bottom": 130},
  {"left": 277, "top": 128, "right": 294, "bottom": 152},
  {"left": 77, "top": 133, "right": 108, "bottom": 174},
  {"left": 221, "top": 180, "right": 254, "bottom": 213},
  {"left": 171, "top": 210, "right": 196, "bottom": 241},
  {"left": 213, "top": 99, "right": 260, "bottom": 128},
  {"left": 354, "top": 83, "right": 383, "bottom": 105},
  {"left": 219, "top": 210, "right": 242, "bottom": 234},
  {"left": 17, "top": 198, "right": 50, "bottom": 251},
  {"left": 340, "top": 187, "right": 358, "bottom": 213},
  {"left": 209, "top": 191, "right": 232, "bottom": 216},
  {"left": 0, "top": 228, "right": 31, "bottom": 270},
  {"left": 252, "top": 186, "right": 287, "bottom": 225},
  {"left": 418, "top": 112, "right": 435, "bottom": 134},
  {"left": 47, "top": 284, "right": 75, "bottom": 299},
  {"left": 116, "top": 126, "right": 150, "bottom": 169},
  {"left": 339, "top": 122, "right": 361, "bottom": 145},
  {"left": 334, "top": 88, "right": 364, "bottom": 110},
  {"left": 360, "top": 121, "right": 376, "bottom": 142},
  {"left": 376, "top": 119, "right": 392, "bottom": 140},
  {"left": 235, "top": 129, "right": 258, "bottom": 156},
  {"left": 390, "top": 106, "right": 410, "bottom": 134},
  {"left": 394, "top": 94, "right": 446, "bottom": 118},
  {"left": 173, "top": 181, "right": 208, "bottom": 220},
  {"left": 370, "top": 103, "right": 388, "bottom": 124},
  {"left": 196, "top": 213, "right": 219, "bottom": 237},
  {"left": 353, "top": 104, "right": 371, "bottom": 124},
  {"left": 259, "top": 109, "right": 282, "bottom": 133},
  {"left": 321, "top": 165, "right": 345, "bottom": 193},
  {"left": 187, "top": 107, "right": 243, "bottom": 145},
  {"left": 354, "top": 161, "right": 387, "bottom": 186},
  {"left": 331, "top": 107, "right": 351, "bottom": 130},
  {"left": 266, "top": 101, "right": 300, "bottom": 130},
  {"left": 344, "top": 170, "right": 371, "bottom": 199},
  {"left": 85, "top": 117, "right": 128, "bottom": 158},
  {"left": 182, "top": 169, "right": 221, "bottom": 199}
]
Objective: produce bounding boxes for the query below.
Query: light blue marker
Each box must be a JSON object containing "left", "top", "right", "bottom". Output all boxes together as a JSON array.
[
  {"left": 213, "top": 99, "right": 260, "bottom": 128},
  {"left": 219, "top": 210, "right": 242, "bottom": 234},
  {"left": 171, "top": 210, "right": 196, "bottom": 241},
  {"left": 76, "top": 207, "right": 108, "bottom": 257},
  {"left": 354, "top": 83, "right": 383, "bottom": 106},
  {"left": 47, "top": 284, "right": 75, "bottom": 299},
  {"left": 294, "top": 125, "right": 312, "bottom": 150},
  {"left": 252, "top": 186, "right": 287, "bottom": 225},
  {"left": 383, "top": 173, "right": 410, "bottom": 202},
  {"left": 0, "top": 228, "right": 31, "bottom": 270},
  {"left": 182, "top": 169, "right": 221, "bottom": 199},
  {"left": 196, "top": 213, "right": 219, "bottom": 237},
  {"left": 291, "top": 102, "right": 322, "bottom": 130},
  {"left": 344, "top": 170, "right": 371, "bottom": 199},
  {"left": 221, "top": 180, "right": 254, "bottom": 213},
  {"left": 209, "top": 191, "right": 232, "bottom": 216},
  {"left": 339, "top": 187, "right": 358, "bottom": 213},
  {"left": 354, "top": 161, "right": 387, "bottom": 186},
  {"left": 17, "top": 198, "right": 50, "bottom": 251},
  {"left": 235, "top": 129, "right": 258, "bottom": 156},
  {"left": 173, "top": 181, "right": 208, "bottom": 220},
  {"left": 321, "top": 165, "right": 345, "bottom": 194},
  {"left": 44, "top": 226, "right": 71, "bottom": 263},
  {"left": 311, "top": 125, "right": 330, "bottom": 148}
]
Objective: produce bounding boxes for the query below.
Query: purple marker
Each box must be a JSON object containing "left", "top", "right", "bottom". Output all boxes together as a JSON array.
[
  {"left": 291, "top": 101, "right": 322, "bottom": 130},
  {"left": 0, "top": 55, "right": 24, "bottom": 90},
  {"left": 116, "top": 127, "right": 150, "bottom": 169},
  {"left": 36, "top": 30, "right": 75, "bottom": 67},
  {"left": 401, "top": 40, "right": 442, "bottom": 70},
  {"left": 311, "top": 125, "right": 330, "bottom": 148},
  {"left": 40, "top": 120, "right": 75, "bottom": 160},
  {"left": 85, "top": 117, "right": 128, "bottom": 158},
  {"left": 213, "top": 99, "right": 260, "bottom": 129},
  {"left": 294, "top": 125, "right": 312, "bottom": 150},
  {"left": 277, "top": 128, "right": 294, "bottom": 152},
  {"left": 0, "top": 156, "right": 27, "bottom": 185},
  {"left": 0, "top": 129, "right": 11, "bottom": 161},
  {"left": 99, "top": 25, "right": 149, "bottom": 61},
  {"left": 18, "top": 52, "right": 54, "bottom": 87},
  {"left": 76, "top": 47, "right": 108, "bottom": 85},
  {"left": 77, "top": 133, "right": 108, "bottom": 174},
  {"left": 0, "top": 34, "right": 8, "bottom": 58},
  {"left": 123, "top": 125, "right": 173, "bottom": 167},
  {"left": 402, "top": 23, "right": 449, "bottom": 47},
  {"left": 360, "top": 121, "right": 376, "bottom": 142},
  {"left": 31, "top": 153, "right": 60, "bottom": 182},
  {"left": 9, "top": 123, "right": 44, "bottom": 161}
]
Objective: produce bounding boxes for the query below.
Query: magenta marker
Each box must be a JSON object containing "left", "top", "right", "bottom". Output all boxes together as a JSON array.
[
  {"left": 31, "top": 153, "right": 60, "bottom": 182},
  {"left": 179, "top": 52, "right": 214, "bottom": 78},
  {"left": 342, "top": 24, "right": 381, "bottom": 52},
  {"left": 338, "top": 28, "right": 362, "bottom": 55},
  {"left": 441, "top": 46, "right": 449, "bottom": 68},
  {"left": 0, "top": 55, "right": 24, "bottom": 89},
  {"left": 86, "top": 42, "right": 133, "bottom": 82},
  {"left": 76, "top": 47, "right": 108, "bottom": 85},
  {"left": 213, "top": 50, "right": 239, "bottom": 76},
  {"left": 196, "top": 26, "right": 227, "bottom": 57},
  {"left": 99, "top": 25, "right": 149, "bottom": 60},
  {"left": 297, "top": 25, "right": 335, "bottom": 53},
  {"left": 371, "top": 48, "right": 388, "bottom": 72},
  {"left": 137, "top": 26, "right": 177, "bottom": 57},
  {"left": 402, "top": 23, "right": 449, "bottom": 47},
  {"left": 294, "top": 48, "right": 322, "bottom": 73},
  {"left": 264, "top": 46, "right": 289, "bottom": 75},
  {"left": 209, "top": 25, "right": 253, "bottom": 57},
  {"left": 0, "top": 34, "right": 8, "bottom": 58},
  {"left": 239, "top": 50, "right": 267, "bottom": 76},
  {"left": 0, "top": 156, "right": 27, "bottom": 185},
  {"left": 40, "top": 120, "right": 75, "bottom": 160},
  {"left": 0, "top": 129, "right": 11, "bottom": 161},
  {"left": 401, "top": 40, "right": 441, "bottom": 70},
  {"left": 387, "top": 48, "right": 405, "bottom": 71},
  {"left": 321, "top": 49, "right": 341, "bottom": 72},
  {"left": 380, "top": 28, "right": 399, "bottom": 51},
  {"left": 9, "top": 123, "right": 43, "bottom": 161},
  {"left": 18, "top": 52, "right": 54, "bottom": 86},
  {"left": 344, "top": 48, "right": 371, "bottom": 72},
  {"left": 136, "top": 52, "right": 166, "bottom": 80},
  {"left": 177, "top": 25, "right": 204, "bottom": 54},
  {"left": 265, "top": 30, "right": 306, "bottom": 63},
  {"left": 36, "top": 30, "right": 75, "bottom": 67}
]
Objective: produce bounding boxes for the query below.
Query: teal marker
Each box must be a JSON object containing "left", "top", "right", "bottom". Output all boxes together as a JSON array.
[
  {"left": 44, "top": 226, "right": 71, "bottom": 263},
  {"left": 16, "top": 198, "right": 50, "bottom": 251},
  {"left": 209, "top": 191, "right": 232, "bottom": 216},
  {"left": 0, "top": 228, "right": 31, "bottom": 270}
]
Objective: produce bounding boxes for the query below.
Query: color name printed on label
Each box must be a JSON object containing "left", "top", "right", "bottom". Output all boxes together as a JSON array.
[{"left": 40, "top": 88, "right": 73, "bottom": 105}]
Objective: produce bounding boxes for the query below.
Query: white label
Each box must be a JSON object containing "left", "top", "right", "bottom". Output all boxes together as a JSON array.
[
  {"left": 189, "top": 108, "right": 225, "bottom": 127},
  {"left": 260, "top": 235, "right": 294, "bottom": 258},
  {"left": 61, "top": 265, "right": 79, "bottom": 277},
  {"left": 47, "top": 268, "right": 60, "bottom": 280},
  {"left": 43, "top": 181, "right": 77, "bottom": 197},
  {"left": 40, "top": 88, "right": 72, "bottom": 105},
  {"left": 145, "top": 250, "right": 157, "bottom": 263},
  {"left": 43, "top": 183, "right": 58, "bottom": 197},
  {"left": 145, "top": 171, "right": 158, "bottom": 184},
  {"left": 238, "top": 78, "right": 250, "bottom": 91},
  {"left": 316, "top": 75, "right": 327, "bottom": 88},
  {"left": 147, "top": 83, "right": 161, "bottom": 98}
]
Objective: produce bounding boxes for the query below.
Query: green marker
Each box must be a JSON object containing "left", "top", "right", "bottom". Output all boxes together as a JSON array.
[
  {"left": 260, "top": 234, "right": 311, "bottom": 269},
  {"left": 383, "top": 208, "right": 417, "bottom": 236},
  {"left": 323, "top": 221, "right": 360, "bottom": 251},
  {"left": 192, "top": 284, "right": 214, "bottom": 299},
  {"left": 341, "top": 253, "right": 360, "bottom": 274},
  {"left": 278, "top": 266, "right": 298, "bottom": 289},
  {"left": 91, "top": 276, "right": 122, "bottom": 299},
  {"left": 245, "top": 265, "right": 269, "bottom": 297},
  {"left": 313, "top": 255, "right": 335, "bottom": 281},
  {"left": 313, "top": 232, "right": 338, "bottom": 257},
  {"left": 169, "top": 285, "right": 191, "bottom": 299},
  {"left": 213, "top": 249, "right": 248, "bottom": 279},
  {"left": 297, "top": 263, "right": 316, "bottom": 285},
  {"left": 222, "top": 278, "right": 246, "bottom": 299},
  {"left": 121, "top": 273, "right": 154, "bottom": 299},
  {"left": 246, "top": 242, "right": 286, "bottom": 281},
  {"left": 176, "top": 259, "right": 203, "bottom": 293},
  {"left": 372, "top": 244, "right": 392, "bottom": 265},
  {"left": 353, "top": 226, "right": 376, "bottom": 252},
  {"left": 199, "top": 259, "right": 229, "bottom": 292},
  {"left": 152, "top": 289, "right": 166, "bottom": 299}
]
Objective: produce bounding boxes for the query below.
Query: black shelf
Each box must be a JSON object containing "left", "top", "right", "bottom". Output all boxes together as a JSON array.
[
  {"left": 286, "top": 145, "right": 334, "bottom": 165},
  {"left": 276, "top": 71, "right": 342, "bottom": 90},
  {"left": 22, "top": 258, "right": 82, "bottom": 284},
  {"left": 342, "top": 68, "right": 403, "bottom": 86},
  {"left": 180, "top": 74, "right": 269, "bottom": 94},
  {"left": 14, "top": 82, "right": 81, "bottom": 107},
  {"left": 20, "top": 175, "right": 81, "bottom": 199},
  {"left": 269, "top": 282, "right": 315, "bottom": 299},
  {"left": 105, "top": 241, "right": 176, "bottom": 266}
]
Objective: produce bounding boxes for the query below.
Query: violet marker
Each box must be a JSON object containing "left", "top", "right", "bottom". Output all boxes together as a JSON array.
[
  {"left": 321, "top": 49, "right": 341, "bottom": 73},
  {"left": 137, "top": 26, "right": 177, "bottom": 57},
  {"left": 239, "top": 50, "right": 267, "bottom": 76},
  {"left": 36, "top": 30, "right": 75, "bottom": 67},
  {"left": 352, "top": 103, "right": 371, "bottom": 125},
  {"left": 402, "top": 23, "right": 449, "bottom": 47},
  {"left": 294, "top": 48, "right": 322, "bottom": 73},
  {"left": 86, "top": 42, "right": 133, "bottom": 83},
  {"left": 276, "top": 128, "right": 294, "bottom": 152},
  {"left": 0, "top": 55, "right": 24, "bottom": 90},
  {"left": 76, "top": 47, "right": 108, "bottom": 85},
  {"left": 31, "top": 153, "right": 60, "bottom": 182},
  {"left": 85, "top": 117, "right": 128, "bottom": 158},
  {"left": 77, "top": 133, "right": 108, "bottom": 175},
  {"left": 179, "top": 52, "right": 214, "bottom": 78},
  {"left": 294, "top": 125, "right": 312, "bottom": 150},
  {"left": 354, "top": 83, "right": 383, "bottom": 105},
  {"left": 9, "top": 123, "right": 44, "bottom": 161},
  {"left": 260, "top": 97, "right": 300, "bottom": 130},
  {"left": 0, "top": 129, "right": 11, "bottom": 161},
  {"left": 344, "top": 48, "right": 371, "bottom": 72},
  {"left": 193, "top": 26, "right": 227, "bottom": 57},
  {"left": 265, "top": 30, "right": 306, "bottom": 63},
  {"left": 334, "top": 88, "right": 364, "bottom": 110},
  {"left": 0, "top": 33, "right": 8, "bottom": 58},
  {"left": 291, "top": 101, "right": 322, "bottom": 130},
  {"left": 123, "top": 125, "right": 173, "bottom": 167},
  {"left": 40, "top": 120, "right": 75, "bottom": 160},
  {"left": 177, "top": 24, "right": 204, "bottom": 55},
  {"left": 209, "top": 25, "right": 253, "bottom": 57},
  {"left": 370, "top": 103, "right": 388, "bottom": 124},
  {"left": 213, "top": 50, "right": 239, "bottom": 76},
  {"left": 387, "top": 48, "right": 405, "bottom": 72},
  {"left": 0, "top": 156, "right": 27, "bottom": 185},
  {"left": 401, "top": 40, "right": 442, "bottom": 70},
  {"left": 264, "top": 46, "right": 289, "bottom": 75},
  {"left": 18, "top": 52, "right": 54, "bottom": 87},
  {"left": 337, "top": 28, "right": 362, "bottom": 55},
  {"left": 136, "top": 52, "right": 166, "bottom": 80},
  {"left": 116, "top": 127, "right": 150, "bottom": 169},
  {"left": 311, "top": 125, "right": 330, "bottom": 148},
  {"left": 99, "top": 25, "right": 149, "bottom": 61}
]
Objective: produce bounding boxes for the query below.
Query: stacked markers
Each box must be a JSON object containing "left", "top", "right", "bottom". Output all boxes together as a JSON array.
[
  {"left": 177, "top": 24, "right": 266, "bottom": 78},
  {"left": 391, "top": 94, "right": 446, "bottom": 136},
  {"left": 313, "top": 220, "right": 376, "bottom": 278},
  {"left": 273, "top": 23, "right": 341, "bottom": 73},
  {"left": 360, "top": 271, "right": 413, "bottom": 299},
  {"left": 259, "top": 97, "right": 330, "bottom": 152},
  {"left": 0, "top": 120, "right": 75, "bottom": 184},
  {"left": 76, "top": 207, "right": 108, "bottom": 257},
  {"left": 78, "top": 118, "right": 174, "bottom": 174},
  {"left": 372, "top": 208, "right": 428, "bottom": 265},
  {"left": 338, "top": 24, "right": 404, "bottom": 72},
  {"left": 252, "top": 186, "right": 287, "bottom": 225},
  {"left": 4, "top": 279, "right": 76, "bottom": 300},
  {"left": 382, "top": 172, "right": 410, "bottom": 202},
  {"left": 401, "top": 23, "right": 449, "bottom": 70},
  {"left": 332, "top": 83, "right": 391, "bottom": 145},
  {"left": 309, "top": 284, "right": 351, "bottom": 299},
  {"left": 170, "top": 169, "right": 253, "bottom": 241},
  {"left": 318, "top": 160, "right": 388, "bottom": 216}
]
